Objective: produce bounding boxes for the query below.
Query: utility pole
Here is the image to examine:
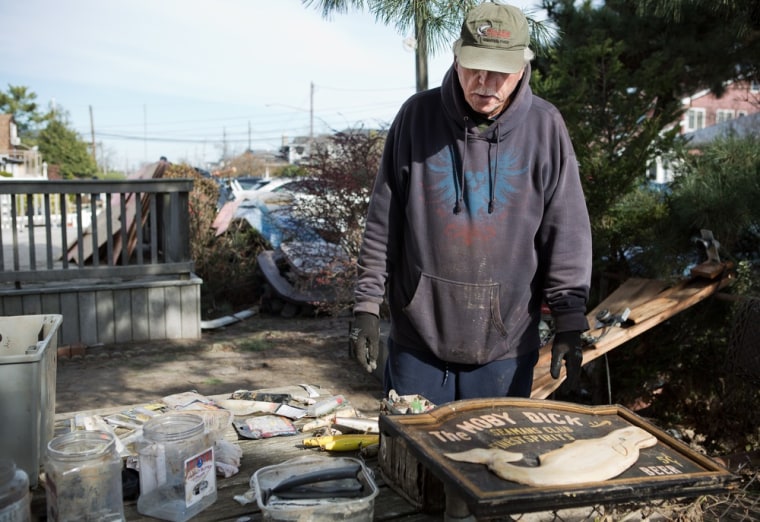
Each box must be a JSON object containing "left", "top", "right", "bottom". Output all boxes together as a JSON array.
[
  {"left": 89, "top": 105, "right": 96, "bottom": 163},
  {"left": 309, "top": 81, "right": 314, "bottom": 155},
  {"left": 143, "top": 104, "right": 147, "bottom": 160}
]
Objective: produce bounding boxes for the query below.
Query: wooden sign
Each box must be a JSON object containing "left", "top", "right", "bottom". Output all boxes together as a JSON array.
[{"left": 379, "top": 398, "right": 737, "bottom": 518}]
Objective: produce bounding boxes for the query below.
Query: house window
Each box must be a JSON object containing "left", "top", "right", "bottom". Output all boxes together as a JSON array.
[
  {"left": 738, "top": 110, "right": 749, "bottom": 118},
  {"left": 751, "top": 80, "right": 760, "bottom": 93},
  {"left": 716, "top": 109, "right": 735, "bottom": 124},
  {"left": 685, "top": 108, "right": 706, "bottom": 131}
]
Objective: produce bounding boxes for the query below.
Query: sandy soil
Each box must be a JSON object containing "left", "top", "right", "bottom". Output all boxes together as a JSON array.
[{"left": 55, "top": 312, "right": 385, "bottom": 414}]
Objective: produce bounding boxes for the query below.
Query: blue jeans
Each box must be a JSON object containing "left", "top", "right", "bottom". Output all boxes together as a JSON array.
[{"left": 383, "top": 338, "right": 538, "bottom": 406}]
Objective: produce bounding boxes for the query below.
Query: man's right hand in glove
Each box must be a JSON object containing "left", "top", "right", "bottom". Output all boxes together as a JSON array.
[{"left": 349, "top": 312, "right": 379, "bottom": 373}]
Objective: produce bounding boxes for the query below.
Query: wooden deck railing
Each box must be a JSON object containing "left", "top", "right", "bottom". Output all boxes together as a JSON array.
[{"left": 0, "top": 178, "right": 194, "bottom": 285}]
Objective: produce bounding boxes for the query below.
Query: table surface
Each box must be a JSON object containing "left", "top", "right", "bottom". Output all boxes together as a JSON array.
[
  {"left": 30, "top": 400, "right": 440, "bottom": 522},
  {"left": 32, "top": 395, "right": 727, "bottom": 521}
]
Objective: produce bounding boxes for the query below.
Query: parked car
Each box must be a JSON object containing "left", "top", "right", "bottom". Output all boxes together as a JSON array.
[
  {"left": 234, "top": 176, "right": 267, "bottom": 191},
  {"left": 232, "top": 177, "right": 318, "bottom": 206}
]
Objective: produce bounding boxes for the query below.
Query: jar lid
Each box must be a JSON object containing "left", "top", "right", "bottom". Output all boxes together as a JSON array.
[
  {"left": 143, "top": 412, "right": 205, "bottom": 442},
  {"left": 47, "top": 430, "right": 116, "bottom": 461}
]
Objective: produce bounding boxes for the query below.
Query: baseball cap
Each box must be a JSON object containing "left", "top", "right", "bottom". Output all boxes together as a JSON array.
[{"left": 453, "top": 2, "right": 530, "bottom": 74}]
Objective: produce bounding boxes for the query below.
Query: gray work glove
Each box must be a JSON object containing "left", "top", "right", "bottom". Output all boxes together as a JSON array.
[
  {"left": 550, "top": 330, "right": 584, "bottom": 389},
  {"left": 349, "top": 312, "right": 379, "bottom": 373}
]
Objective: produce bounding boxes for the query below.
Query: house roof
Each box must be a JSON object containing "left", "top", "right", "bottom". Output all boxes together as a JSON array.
[{"left": 683, "top": 112, "right": 760, "bottom": 146}]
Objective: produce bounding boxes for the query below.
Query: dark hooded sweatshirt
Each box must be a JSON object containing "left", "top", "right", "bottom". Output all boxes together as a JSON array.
[{"left": 354, "top": 64, "right": 592, "bottom": 365}]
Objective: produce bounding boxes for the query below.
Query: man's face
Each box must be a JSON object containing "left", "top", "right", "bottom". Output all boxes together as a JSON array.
[{"left": 455, "top": 60, "right": 525, "bottom": 119}]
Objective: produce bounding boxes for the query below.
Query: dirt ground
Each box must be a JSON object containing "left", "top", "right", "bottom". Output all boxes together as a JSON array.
[
  {"left": 55, "top": 311, "right": 384, "bottom": 414},
  {"left": 54, "top": 310, "right": 759, "bottom": 520}
]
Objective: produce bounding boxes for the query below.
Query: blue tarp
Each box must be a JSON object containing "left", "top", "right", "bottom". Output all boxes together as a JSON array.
[{"left": 235, "top": 201, "right": 321, "bottom": 248}]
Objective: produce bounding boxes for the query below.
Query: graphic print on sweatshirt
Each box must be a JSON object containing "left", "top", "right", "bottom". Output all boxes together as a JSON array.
[{"left": 425, "top": 147, "right": 527, "bottom": 246}]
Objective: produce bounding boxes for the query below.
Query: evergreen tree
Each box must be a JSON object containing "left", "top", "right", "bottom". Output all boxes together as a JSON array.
[
  {"left": 536, "top": 0, "right": 759, "bottom": 278},
  {"left": 666, "top": 135, "right": 760, "bottom": 266},
  {"left": 533, "top": 0, "right": 684, "bottom": 276},
  {"left": 635, "top": 0, "right": 760, "bottom": 89},
  {"left": 38, "top": 116, "right": 97, "bottom": 179},
  {"left": 0, "top": 84, "right": 48, "bottom": 139}
]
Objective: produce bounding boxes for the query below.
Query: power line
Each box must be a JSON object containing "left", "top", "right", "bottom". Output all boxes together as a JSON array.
[
  {"left": 316, "top": 84, "right": 414, "bottom": 92},
  {"left": 92, "top": 103, "right": 400, "bottom": 146},
  {"left": 96, "top": 132, "right": 288, "bottom": 144}
]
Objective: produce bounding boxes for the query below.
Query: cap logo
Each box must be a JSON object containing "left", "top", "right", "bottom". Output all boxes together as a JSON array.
[{"left": 476, "top": 23, "right": 512, "bottom": 41}]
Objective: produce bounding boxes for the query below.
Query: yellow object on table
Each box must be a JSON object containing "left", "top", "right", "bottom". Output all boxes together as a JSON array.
[{"left": 303, "top": 434, "right": 380, "bottom": 451}]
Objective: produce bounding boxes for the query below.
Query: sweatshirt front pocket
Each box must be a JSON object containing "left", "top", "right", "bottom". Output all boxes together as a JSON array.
[{"left": 403, "top": 273, "right": 507, "bottom": 365}]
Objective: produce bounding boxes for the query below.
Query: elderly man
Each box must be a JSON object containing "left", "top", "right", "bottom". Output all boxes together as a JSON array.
[{"left": 350, "top": 1, "right": 591, "bottom": 405}]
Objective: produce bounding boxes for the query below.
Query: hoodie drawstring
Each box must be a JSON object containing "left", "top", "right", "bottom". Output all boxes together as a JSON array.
[
  {"left": 454, "top": 123, "right": 499, "bottom": 215},
  {"left": 488, "top": 123, "right": 500, "bottom": 214},
  {"left": 453, "top": 129, "right": 468, "bottom": 214}
]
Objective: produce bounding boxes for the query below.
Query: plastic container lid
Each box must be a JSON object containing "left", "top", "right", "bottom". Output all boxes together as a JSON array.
[{"left": 251, "top": 456, "right": 378, "bottom": 522}]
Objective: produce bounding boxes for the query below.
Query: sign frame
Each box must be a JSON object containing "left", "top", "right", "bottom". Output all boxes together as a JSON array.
[{"left": 379, "top": 398, "right": 738, "bottom": 518}]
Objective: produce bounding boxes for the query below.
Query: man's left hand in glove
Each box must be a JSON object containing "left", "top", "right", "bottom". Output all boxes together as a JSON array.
[{"left": 550, "top": 330, "right": 584, "bottom": 390}]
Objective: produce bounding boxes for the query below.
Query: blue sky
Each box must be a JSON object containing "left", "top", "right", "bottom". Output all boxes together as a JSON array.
[{"left": 1, "top": 0, "right": 538, "bottom": 172}]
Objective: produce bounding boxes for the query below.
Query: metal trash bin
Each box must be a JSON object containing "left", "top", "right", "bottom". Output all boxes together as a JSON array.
[{"left": 0, "top": 314, "right": 63, "bottom": 488}]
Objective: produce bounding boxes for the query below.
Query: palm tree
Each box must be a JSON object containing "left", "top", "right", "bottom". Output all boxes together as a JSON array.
[
  {"left": 305, "top": 1, "right": 557, "bottom": 91},
  {"left": 303, "top": 0, "right": 477, "bottom": 92}
]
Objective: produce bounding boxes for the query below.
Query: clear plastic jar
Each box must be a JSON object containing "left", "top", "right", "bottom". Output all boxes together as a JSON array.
[
  {"left": 0, "top": 459, "right": 31, "bottom": 522},
  {"left": 44, "top": 431, "right": 124, "bottom": 522},
  {"left": 137, "top": 413, "right": 216, "bottom": 522}
]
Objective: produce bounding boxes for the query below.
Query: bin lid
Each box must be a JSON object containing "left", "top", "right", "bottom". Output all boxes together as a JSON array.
[{"left": 0, "top": 315, "right": 62, "bottom": 363}]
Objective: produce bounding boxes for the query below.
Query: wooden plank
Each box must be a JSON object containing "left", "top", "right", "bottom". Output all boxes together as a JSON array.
[
  {"left": 1, "top": 276, "right": 200, "bottom": 346},
  {"left": 148, "top": 286, "right": 166, "bottom": 341},
  {"left": 21, "top": 293, "right": 42, "bottom": 315},
  {"left": 130, "top": 287, "right": 150, "bottom": 342},
  {"left": 3, "top": 295, "right": 23, "bottom": 316},
  {"left": 41, "top": 293, "right": 60, "bottom": 317},
  {"left": 116, "top": 190, "right": 158, "bottom": 264},
  {"left": 113, "top": 289, "right": 132, "bottom": 343},
  {"left": 66, "top": 189, "right": 126, "bottom": 265},
  {"left": 379, "top": 431, "right": 445, "bottom": 513},
  {"left": 531, "top": 275, "right": 728, "bottom": 399},
  {"left": 59, "top": 293, "right": 79, "bottom": 345},
  {"left": 180, "top": 284, "right": 201, "bottom": 339},
  {"left": 78, "top": 291, "right": 98, "bottom": 346},
  {"left": 589, "top": 278, "right": 670, "bottom": 316},
  {"left": 689, "top": 260, "right": 727, "bottom": 280},
  {"left": 165, "top": 285, "right": 182, "bottom": 339},
  {"left": 66, "top": 162, "right": 164, "bottom": 265},
  {"left": 96, "top": 289, "right": 115, "bottom": 345}
]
